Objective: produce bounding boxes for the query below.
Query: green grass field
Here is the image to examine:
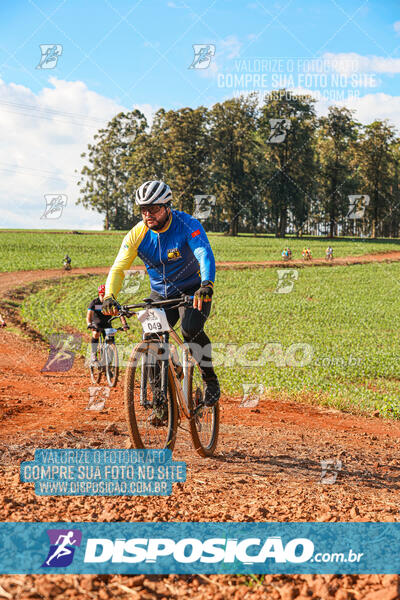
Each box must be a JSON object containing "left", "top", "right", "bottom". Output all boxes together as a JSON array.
[
  {"left": 19, "top": 262, "right": 400, "bottom": 418},
  {"left": 1, "top": 229, "right": 400, "bottom": 272}
]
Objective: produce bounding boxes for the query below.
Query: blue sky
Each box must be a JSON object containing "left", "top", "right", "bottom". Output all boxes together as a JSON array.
[
  {"left": 2, "top": 0, "right": 400, "bottom": 106},
  {"left": 0, "top": 0, "right": 400, "bottom": 228}
]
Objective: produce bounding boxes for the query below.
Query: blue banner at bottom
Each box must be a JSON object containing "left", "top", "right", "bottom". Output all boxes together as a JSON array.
[{"left": 0, "top": 522, "right": 398, "bottom": 574}]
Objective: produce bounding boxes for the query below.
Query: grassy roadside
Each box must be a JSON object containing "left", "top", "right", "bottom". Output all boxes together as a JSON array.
[{"left": 19, "top": 262, "right": 400, "bottom": 418}]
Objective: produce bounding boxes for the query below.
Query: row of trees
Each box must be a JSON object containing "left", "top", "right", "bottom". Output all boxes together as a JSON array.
[{"left": 77, "top": 91, "right": 400, "bottom": 237}]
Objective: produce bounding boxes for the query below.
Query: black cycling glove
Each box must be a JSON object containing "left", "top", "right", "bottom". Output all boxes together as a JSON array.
[
  {"left": 194, "top": 281, "right": 214, "bottom": 301},
  {"left": 102, "top": 295, "right": 119, "bottom": 315}
]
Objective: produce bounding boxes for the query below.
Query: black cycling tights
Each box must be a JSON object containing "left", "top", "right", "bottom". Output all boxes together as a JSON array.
[{"left": 149, "top": 289, "right": 217, "bottom": 381}]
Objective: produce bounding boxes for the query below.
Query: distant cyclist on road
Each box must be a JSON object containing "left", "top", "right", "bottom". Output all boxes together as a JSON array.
[
  {"left": 87, "top": 284, "right": 128, "bottom": 366},
  {"left": 63, "top": 254, "right": 72, "bottom": 270},
  {"left": 102, "top": 180, "right": 220, "bottom": 407}
]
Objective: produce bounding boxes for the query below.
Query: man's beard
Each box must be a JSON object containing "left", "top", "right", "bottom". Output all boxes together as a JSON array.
[{"left": 148, "top": 210, "right": 170, "bottom": 230}]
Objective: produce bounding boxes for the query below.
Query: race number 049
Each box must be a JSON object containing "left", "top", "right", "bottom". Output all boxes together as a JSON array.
[{"left": 137, "top": 308, "right": 170, "bottom": 334}]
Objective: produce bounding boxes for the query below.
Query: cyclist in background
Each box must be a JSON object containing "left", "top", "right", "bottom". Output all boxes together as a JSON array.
[
  {"left": 102, "top": 180, "right": 220, "bottom": 407},
  {"left": 326, "top": 246, "right": 333, "bottom": 260},
  {"left": 63, "top": 254, "right": 72, "bottom": 270},
  {"left": 87, "top": 284, "right": 128, "bottom": 365}
]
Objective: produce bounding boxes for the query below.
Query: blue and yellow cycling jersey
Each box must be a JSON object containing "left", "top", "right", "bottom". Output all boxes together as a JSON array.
[{"left": 105, "top": 210, "right": 216, "bottom": 299}]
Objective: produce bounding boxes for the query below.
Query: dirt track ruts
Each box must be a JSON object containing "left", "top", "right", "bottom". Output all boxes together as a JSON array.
[{"left": 1, "top": 255, "right": 400, "bottom": 599}]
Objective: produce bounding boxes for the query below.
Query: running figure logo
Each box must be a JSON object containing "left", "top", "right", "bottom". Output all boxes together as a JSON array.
[
  {"left": 193, "top": 195, "right": 216, "bottom": 220},
  {"left": 41, "top": 194, "right": 67, "bottom": 219},
  {"left": 121, "top": 269, "right": 145, "bottom": 295},
  {"left": 87, "top": 386, "right": 110, "bottom": 411},
  {"left": 347, "top": 195, "right": 370, "bottom": 219},
  {"left": 275, "top": 269, "right": 298, "bottom": 294},
  {"left": 42, "top": 529, "right": 82, "bottom": 567},
  {"left": 268, "top": 119, "right": 291, "bottom": 143},
  {"left": 188, "top": 44, "right": 216, "bottom": 69},
  {"left": 41, "top": 334, "right": 82, "bottom": 372},
  {"left": 319, "top": 459, "right": 342, "bottom": 484},
  {"left": 240, "top": 383, "right": 264, "bottom": 408},
  {"left": 36, "top": 44, "right": 63, "bottom": 69}
]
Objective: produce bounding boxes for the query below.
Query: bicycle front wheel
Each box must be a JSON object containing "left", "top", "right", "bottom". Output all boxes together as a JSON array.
[
  {"left": 187, "top": 359, "right": 219, "bottom": 458},
  {"left": 105, "top": 341, "right": 119, "bottom": 387},
  {"left": 89, "top": 348, "right": 102, "bottom": 384},
  {"left": 124, "top": 341, "right": 178, "bottom": 451}
]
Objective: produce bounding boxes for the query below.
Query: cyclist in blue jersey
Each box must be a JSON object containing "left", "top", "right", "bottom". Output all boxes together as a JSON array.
[{"left": 102, "top": 180, "right": 220, "bottom": 406}]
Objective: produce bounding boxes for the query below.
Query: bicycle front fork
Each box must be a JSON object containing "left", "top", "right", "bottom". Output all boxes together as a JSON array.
[
  {"left": 141, "top": 332, "right": 170, "bottom": 407},
  {"left": 159, "top": 331, "right": 170, "bottom": 402}
]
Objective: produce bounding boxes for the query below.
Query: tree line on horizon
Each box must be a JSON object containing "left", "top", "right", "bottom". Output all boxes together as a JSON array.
[{"left": 77, "top": 91, "right": 400, "bottom": 238}]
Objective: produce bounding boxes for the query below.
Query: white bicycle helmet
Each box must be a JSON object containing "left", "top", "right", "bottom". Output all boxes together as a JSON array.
[{"left": 135, "top": 180, "right": 172, "bottom": 205}]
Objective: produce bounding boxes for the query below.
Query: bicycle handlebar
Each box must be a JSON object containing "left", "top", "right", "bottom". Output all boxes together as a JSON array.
[{"left": 117, "top": 295, "right": 194, "bottom": 318}]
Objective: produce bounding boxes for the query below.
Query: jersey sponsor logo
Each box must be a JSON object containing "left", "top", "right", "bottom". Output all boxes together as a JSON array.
[
  {"left": 191, "top": 229, "right": 201, "bottom": 238},
  {"left": 167, "top": 248, "right": 181, "bottom": 261}
]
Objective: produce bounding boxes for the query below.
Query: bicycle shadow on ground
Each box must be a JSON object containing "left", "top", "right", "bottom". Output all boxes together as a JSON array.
[{"left": 209, "top": 448, "right": 400, "bottom": 491}]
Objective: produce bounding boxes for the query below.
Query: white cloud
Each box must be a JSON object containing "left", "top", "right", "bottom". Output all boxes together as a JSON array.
[
  {"left": 322, "top": 52, "right": 400, "bottom": 75},
  {"left": 289, "top": 87, "right": 400, "bottom": 131},
  {"left": 226, "top": 86, "right": 400, "bottom": 132},
  {"left": 336, "top": 93, "right": 400, "bottom": 131},
  {"left": 220, "top": 35, "right": 242, "bottom": 60},
  {"left": 394, "top": 21, "right": 400, "bottom": 35},
  {"left": 0, "top": 77, "right": 157, "bottom": 228}
]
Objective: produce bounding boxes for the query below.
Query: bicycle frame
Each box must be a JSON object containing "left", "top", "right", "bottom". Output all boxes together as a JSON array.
[
  {"left": 143, "top": 329, "right": 192, "bottom": 421},
  {"left": 97, "top": 328, "right": 117, "bottom": 360},
  {"left": 120, "top": 294, "right": 219, "bottom": 456},
  {"left": 89, "top": 318, "right": 126, "bottom": 386},
  {"left": 168, "top": 329, "right": 193, "bottom": 419},
  {"left": 118, "top": 295, "right": 197, "bottom": 421},
  {"left": 95, "top": 333, "right": 111, "bottom": 368}
]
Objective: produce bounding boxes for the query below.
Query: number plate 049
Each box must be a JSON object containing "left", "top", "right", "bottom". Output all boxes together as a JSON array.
[{"left": 137, "top": 307, "right": 170, "bottom": 334}]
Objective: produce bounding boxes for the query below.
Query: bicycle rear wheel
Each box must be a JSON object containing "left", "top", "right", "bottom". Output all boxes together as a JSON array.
[
  {"left": 105, "top": 341, "right": 119, "bottom": 387},
  {"left": 124, "top": 341, "right": 178, "bottom": 451},
  {"left": 187, "top": 358, "right": 219, "bottom": 457}
]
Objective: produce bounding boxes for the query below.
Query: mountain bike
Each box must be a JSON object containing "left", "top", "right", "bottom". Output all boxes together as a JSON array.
[
  {"left": 117, "top": 296, "right": 219, "bottom": 457},
  {"left": 88, "top": 321, "right": 126, "bottom": 387}
]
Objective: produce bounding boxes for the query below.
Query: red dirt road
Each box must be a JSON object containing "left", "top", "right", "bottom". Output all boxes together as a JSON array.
[
  {"left": 1, "top": 258, "right": 400, "bottom": 598},
  {"left": 2, "top": 249, "right": 400, "bottom": 297}
]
